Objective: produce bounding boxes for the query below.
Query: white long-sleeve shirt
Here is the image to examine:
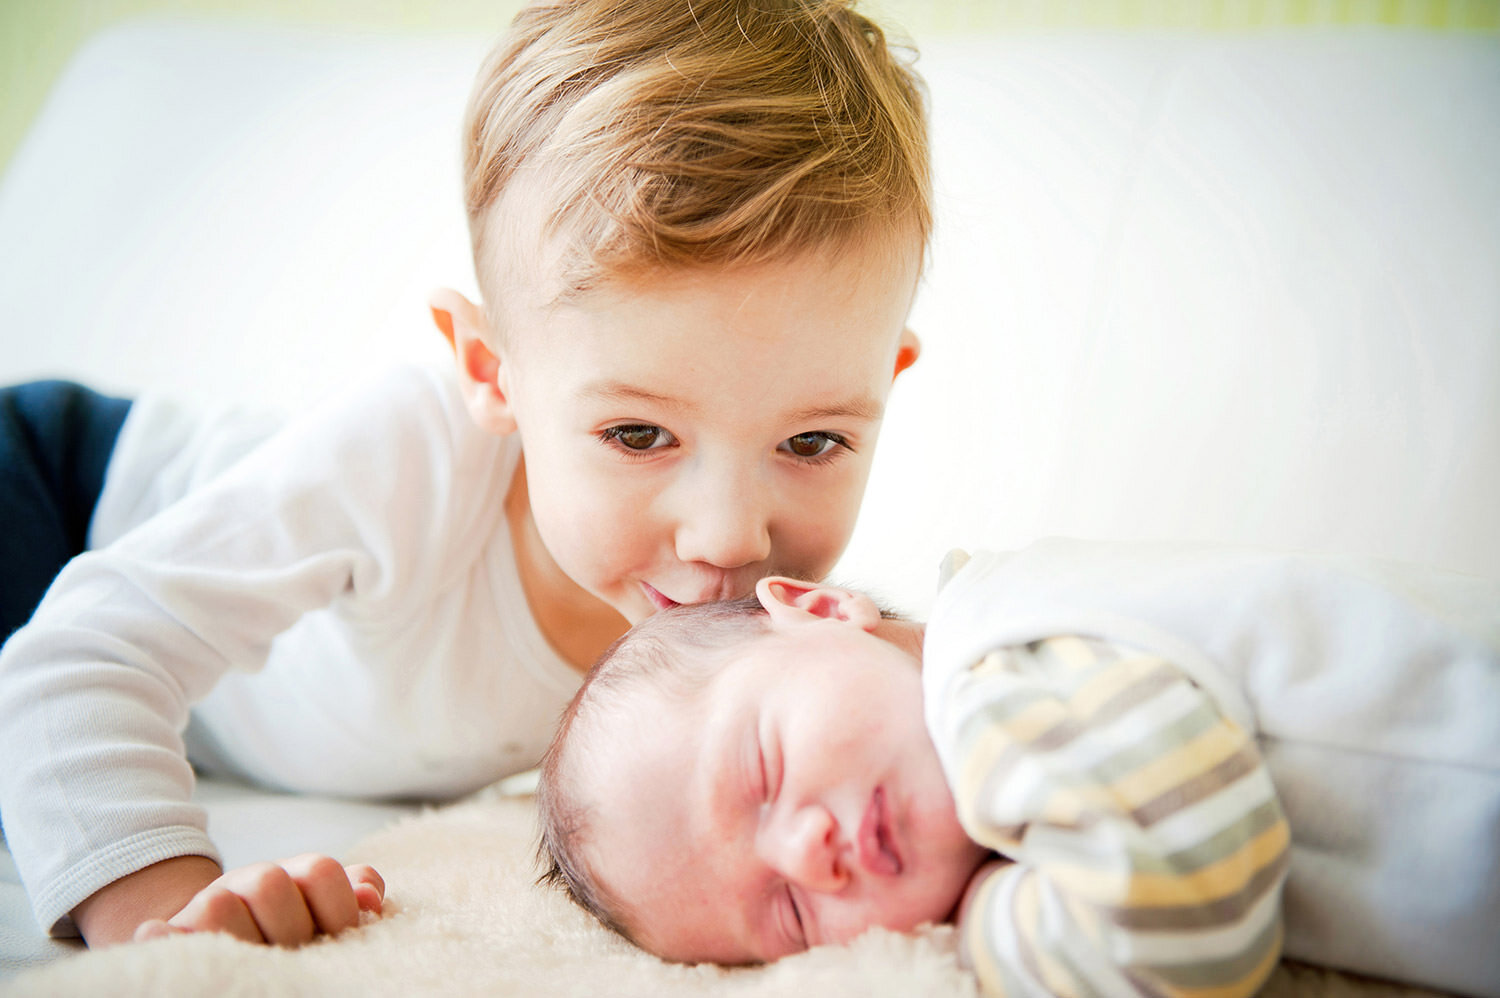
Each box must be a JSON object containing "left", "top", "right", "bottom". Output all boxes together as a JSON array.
[{"left": 0, "top": 364, "right": 580, "bottom": 936}]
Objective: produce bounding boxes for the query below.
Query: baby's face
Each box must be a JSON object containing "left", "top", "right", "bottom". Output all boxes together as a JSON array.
[
  {"left": 493, "top": 232, "right": 921, "bottom": 626},
  {"left": 579, "top": 588, "right": 989, "bottom": 964}
]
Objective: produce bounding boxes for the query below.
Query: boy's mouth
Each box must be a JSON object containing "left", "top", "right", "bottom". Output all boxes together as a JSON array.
[
  {"left": 640, "top": 582, "right": 680, "bottom": 611},
  {"left": 857, "top": 787, "right": 903, "bottom": 877}
]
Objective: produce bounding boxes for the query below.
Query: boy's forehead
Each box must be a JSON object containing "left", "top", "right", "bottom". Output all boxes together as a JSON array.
[{"left": 478, "top": 176, "right": 923, "bottom": 334}]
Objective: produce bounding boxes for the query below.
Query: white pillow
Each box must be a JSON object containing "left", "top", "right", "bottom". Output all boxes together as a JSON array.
[
  {"left": 0, "top": 19, "right": 478, "bottom": 410},
  {"left": 842, "top": 31, "right": 1500, "bottom": 612}
]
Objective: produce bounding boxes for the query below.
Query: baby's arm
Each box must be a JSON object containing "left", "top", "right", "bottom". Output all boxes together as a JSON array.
[{"left": 937, "top": 637, "right": 1288, "bottom": 997}]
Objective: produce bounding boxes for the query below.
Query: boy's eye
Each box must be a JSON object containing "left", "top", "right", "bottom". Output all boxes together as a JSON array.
[
  {"left": 779, "top": 431, "right": 846, "bottom": 460},
  {"left": 602, "top": 424, "right": 675, "bottom": 452}
]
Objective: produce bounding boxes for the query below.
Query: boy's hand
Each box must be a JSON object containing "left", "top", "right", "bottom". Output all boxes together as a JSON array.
[{"left": 132, "top": 854, "right": 384, "bottom": 946}]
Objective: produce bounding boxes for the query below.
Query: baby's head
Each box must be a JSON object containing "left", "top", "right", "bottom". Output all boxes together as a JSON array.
[
  {"left": 431, "top": 0, "right": 935, "bottom": 633},
  {"left": 536, "top": 577, "right": 989, "bottom": 964}
]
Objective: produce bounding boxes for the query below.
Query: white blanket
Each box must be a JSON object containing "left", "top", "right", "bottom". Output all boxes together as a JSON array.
[{"left": 2, "top": 787, "right": 1459, "bottom": 998}]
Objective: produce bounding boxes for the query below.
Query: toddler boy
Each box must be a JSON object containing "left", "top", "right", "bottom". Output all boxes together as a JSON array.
[
  {"left": 0, "top": 0, "right": 927, "bottom": 950},
  {"left": 537, "top": 538, "right": 1500, "bottom": 998}
]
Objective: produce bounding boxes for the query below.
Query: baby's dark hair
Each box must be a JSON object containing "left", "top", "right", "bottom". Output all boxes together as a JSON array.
[{"left": 534, "top": 594, "right": 771, "bottom": 941}]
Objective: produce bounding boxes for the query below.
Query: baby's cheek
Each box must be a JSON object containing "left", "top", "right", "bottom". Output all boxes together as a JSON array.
[{"left": 820, "top": 888, "right": 928, "bottom": 946}]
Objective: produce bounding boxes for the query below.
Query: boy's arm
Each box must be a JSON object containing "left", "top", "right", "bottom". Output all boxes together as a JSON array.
[
  {"left": 937, "top": 637, "right": 1288, "bottom": 998},
  {"left": 0, "top": 367, "right": 468, "bottom": 942},
  {"left": 70, "top": 856, "right": 224, "bottom": 947}
]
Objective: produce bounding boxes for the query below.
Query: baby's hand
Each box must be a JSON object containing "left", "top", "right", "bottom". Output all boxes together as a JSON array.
[
  {"left": 955, "top": 859, "right": 1009, "bottom": 969},
  {"left": 132, "top": 853, "right": 384, "bottom": 946}
]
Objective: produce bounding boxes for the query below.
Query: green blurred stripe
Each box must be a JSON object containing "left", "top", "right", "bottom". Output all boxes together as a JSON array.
[
  {"left": 4, "top": 0, "right": 1496, "bottom": 174},
  {"left": 877, "top": 0, "right": 1499, "bottom": 33}
]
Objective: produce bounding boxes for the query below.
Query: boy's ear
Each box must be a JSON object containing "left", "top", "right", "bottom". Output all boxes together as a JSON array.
[
  {"left": 755, "top": 577, "right": 882, "bottom": 633},
  {"left": 893, "top": 327, "right": 920, "bottom": 379},
  {"left": 429, "top": 287, "right": 517, "bottom": 436}
]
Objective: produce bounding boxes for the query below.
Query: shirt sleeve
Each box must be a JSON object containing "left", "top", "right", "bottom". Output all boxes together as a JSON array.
[
  {"left": 0, "top": 364, "right": 474, "bottom": 936},
  {"left": 939, "top": 635, "right": 1289, "bottom": 998}
]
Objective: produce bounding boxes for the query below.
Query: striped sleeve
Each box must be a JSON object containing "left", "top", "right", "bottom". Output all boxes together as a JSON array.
[{"left": 943, "top": 636, "right": 1288, "bottom": 998}]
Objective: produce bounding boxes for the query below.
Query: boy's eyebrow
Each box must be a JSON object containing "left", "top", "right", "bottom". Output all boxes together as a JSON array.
[
  {"left": 578, "top": 382, "right": 690, "bottom": 412},
  {"left": 579, "top": 381, "right": 884, "bottom": 424},
  {"left": 785, "top": 396, "right": 884, "bottom": 424}
]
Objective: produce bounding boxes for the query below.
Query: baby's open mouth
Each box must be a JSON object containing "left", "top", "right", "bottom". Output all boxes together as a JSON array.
[{"left": 858, "top": 787, "right": 903, "bottom": 876}]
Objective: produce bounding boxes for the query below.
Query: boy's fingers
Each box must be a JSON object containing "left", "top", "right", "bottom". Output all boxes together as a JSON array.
[
  {"left": 346, "top": 863, "right": 385, "bottom": 912},
  {"left": 170, "top": 885, "right": 264, "bottom": 943},
  {"left": 216, "top": 863, "right": 316, "bottom": 945},
  {"left": 132, "top": 918, "right": 185, "bottom": 943},
  {"left": 352, "top": 881, "right": 383, "bottom": 915},
  {"left": 158, "top": 855, "right": 385, "bottom": 947},
  {"left": 133, "top": 919, "right": 166, "bottom": 942},
  {"left": 282, "top": 854, "right": 361, "bottom": 935}
]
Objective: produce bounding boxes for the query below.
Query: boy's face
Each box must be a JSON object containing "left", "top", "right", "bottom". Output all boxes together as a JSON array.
[
  {"left": 478, "top": 233, "right": 921, "bottom": 627},
  {"left": 577, "top": 580, "right": 989, "bottom": 964}
]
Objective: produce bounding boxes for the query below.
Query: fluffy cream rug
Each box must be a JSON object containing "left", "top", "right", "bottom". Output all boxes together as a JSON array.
[{"left": 6, "top": 789, "right": 1454, "bottom": 998}]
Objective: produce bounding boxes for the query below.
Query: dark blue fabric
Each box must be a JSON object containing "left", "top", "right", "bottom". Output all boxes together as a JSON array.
[{"left": 0, "top": 381, "right": 132, "bottom": 642}]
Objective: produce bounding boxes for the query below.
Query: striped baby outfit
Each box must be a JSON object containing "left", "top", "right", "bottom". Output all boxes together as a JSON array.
[
  {"left": 946, "top": 635, "right": 1287, "bottom": 997},
  {"left": 921, "top": 539, "right": 1500, "bottom": 997}
]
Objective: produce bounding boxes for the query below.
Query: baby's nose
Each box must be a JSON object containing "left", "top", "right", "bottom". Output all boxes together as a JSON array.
[{"left": 765, "top": 804, "right": 848, "bottom": 895}]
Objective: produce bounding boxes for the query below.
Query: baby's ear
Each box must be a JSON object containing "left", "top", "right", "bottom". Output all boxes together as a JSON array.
[
  {"left": 756, "top": 577, "right": 881, "bottom": 632},
  {"left": 429, "top": 287, "right": 516, "bottom": 436}
]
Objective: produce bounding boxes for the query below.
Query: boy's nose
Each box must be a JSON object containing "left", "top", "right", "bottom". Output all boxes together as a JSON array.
[
  {"left": 672, "top": 472, "right": 772, "bottom": 570},
  {"left": 761, "top": 803, "right": 848, "bottom": 896}
]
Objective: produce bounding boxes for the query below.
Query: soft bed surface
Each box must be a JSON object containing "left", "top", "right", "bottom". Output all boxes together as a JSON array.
[{"left": 4, "top": 790, "right": 1457, "bottom": 998}]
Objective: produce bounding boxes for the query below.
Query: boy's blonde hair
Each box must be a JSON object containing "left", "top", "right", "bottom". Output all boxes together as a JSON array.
[{"left": 463, "top": 0, "right": 930, "bottom": 314}]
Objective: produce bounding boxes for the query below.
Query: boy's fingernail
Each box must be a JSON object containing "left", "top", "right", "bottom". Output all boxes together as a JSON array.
[{"left": 355, "top": 884, "right": 383, "bottom": 914}]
